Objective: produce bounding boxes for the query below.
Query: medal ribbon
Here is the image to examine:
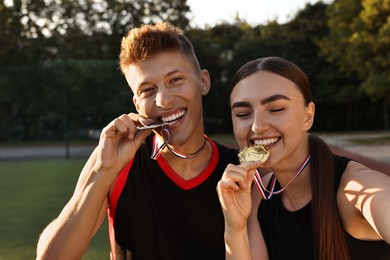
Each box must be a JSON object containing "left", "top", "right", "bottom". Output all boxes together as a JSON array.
[
  {"left": 151, "top": 128, "right": 207, "bottom": 160},
  {"left": 254, "top": 154, "right": 311, "bottom": 200}
]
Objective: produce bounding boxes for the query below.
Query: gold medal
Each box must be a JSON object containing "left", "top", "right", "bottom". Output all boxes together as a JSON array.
[{"left": 238, "top": 145, "right": 270, "bottom": 164}]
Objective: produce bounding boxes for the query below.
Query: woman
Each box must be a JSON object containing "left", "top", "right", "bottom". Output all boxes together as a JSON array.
[{"left": 217, "top": 57, "right": 390, "bottom": 260}]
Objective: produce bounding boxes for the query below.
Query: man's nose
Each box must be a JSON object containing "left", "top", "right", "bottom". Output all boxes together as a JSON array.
[{"left": 155, "top": 86, "right": 174, "bottom": 108}]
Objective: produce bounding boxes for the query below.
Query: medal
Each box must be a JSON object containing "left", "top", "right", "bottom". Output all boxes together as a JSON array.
[{"left": 238, "top": 145, "right": 270, "bottom": 164}]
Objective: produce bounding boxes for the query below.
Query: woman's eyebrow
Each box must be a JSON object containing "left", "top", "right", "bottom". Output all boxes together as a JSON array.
[
  {"left": 260, "top": 94, "right": 290, "bottom": 105},
  {"left": 231, "top": 101, "right": 250, "bottom": 109},
  {"left": 231, "top": 94, "right": 291, "bottom": 109}
]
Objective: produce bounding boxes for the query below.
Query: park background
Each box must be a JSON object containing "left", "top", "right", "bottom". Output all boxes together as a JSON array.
[{"left": 0, "top": 0, "right": 389, "bottom": 259}]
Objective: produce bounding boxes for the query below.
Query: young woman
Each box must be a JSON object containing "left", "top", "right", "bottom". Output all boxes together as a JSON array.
[{"left": 217, "top": 57, "right": 390, "bottom": 260}]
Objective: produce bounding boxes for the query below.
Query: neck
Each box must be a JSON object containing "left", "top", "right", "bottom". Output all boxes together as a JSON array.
[
  {"left": 273, "top": 154, "right": 312, "bottom": 210},
  {"left": 165, "top": 140, "right": 212, "bottom": 180},
  {"left": 272, "top": 143, "right": 311, "bottom": 186},
  {"left": 278, "top": 165, "right": 312, "bottom": 211},
  {"left": 158, "top": 135, "right": 212, "bottom": 180}
]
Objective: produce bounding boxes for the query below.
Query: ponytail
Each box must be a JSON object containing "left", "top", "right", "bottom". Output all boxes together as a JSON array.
[{"left": 309, "top": 133, "right": 349, "bottom": 260}]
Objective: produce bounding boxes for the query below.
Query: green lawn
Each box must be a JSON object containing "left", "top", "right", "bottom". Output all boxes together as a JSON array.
[
  {"left": 0, "top": 159, "right": 110, "bottom": 260},
  {"left": 0, "top": 134, "right": 236, "bottom": 259}
]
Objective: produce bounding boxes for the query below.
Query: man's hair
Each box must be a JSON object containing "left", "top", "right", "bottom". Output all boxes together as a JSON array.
[{"left": 119, "top": 22, "right": 200, "bottom": 74}]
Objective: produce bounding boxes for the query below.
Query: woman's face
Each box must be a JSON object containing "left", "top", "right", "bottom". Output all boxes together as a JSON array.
[{"left": 230, "top": 70, "right": 314, "bottom": 167}]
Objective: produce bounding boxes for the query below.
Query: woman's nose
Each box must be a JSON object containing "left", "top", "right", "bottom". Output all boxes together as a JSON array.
[{"left": 251, "top": 113, "right": 268, "bottom": 133}]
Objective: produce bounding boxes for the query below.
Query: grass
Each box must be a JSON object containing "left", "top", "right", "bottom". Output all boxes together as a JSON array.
[
  {"left": 0, "top": 135, "right": 235, "bottom": 260},
  {"left": 0, "top": 159, "right": 110, "bottom": 260}
]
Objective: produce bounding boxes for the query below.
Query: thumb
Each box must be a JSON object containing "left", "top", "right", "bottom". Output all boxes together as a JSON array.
[
  {"left": 245, "top": 168, "right": 257, "bottom": 191},
  {"left": 133, "top": 129, "right": 152, "bottom": 149}
]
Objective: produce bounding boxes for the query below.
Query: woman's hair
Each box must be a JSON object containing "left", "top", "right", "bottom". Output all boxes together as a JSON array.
[
  {"left": 119, "top": 22, "right": 200, "bottom": 74},
  {"left": 231, "top": 57, "right": 349, "bottom": 260}
]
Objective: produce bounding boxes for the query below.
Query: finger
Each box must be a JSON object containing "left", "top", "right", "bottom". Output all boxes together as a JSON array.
[
  {"left": 222, "top": 165, "right": 250, "bottom": 190},
  {"left": 113, "top": 116, "right": 132, "bottom": 136},
  {"left": 115, "top": 114, "right": 139, "bottom": 140},
  {"left": 115, "top": 114, "right": 153, "bottom": 148},
  {"left": 216, "top": 181, "right": 236, "bottom": 210},
  {"left": 236, "top": 161, "right": 262, "bottom": 189},
  {"left": 218, "top": 178, "right": 240, "bottom": 191},
  {"left": 133, "top": 128, "right": 152, "bottom": 148},
  {"left": 239, "top": 160, "right": 264, "bottom": 171},
  {"left": 216, "top": 182, "right": 230, "bottom": 210},
  {"left": 128, "top": 113, "right": 154, "bottom": 127},
  {"left": 100, "top": 120, "right": 124, "bottom": 139}
]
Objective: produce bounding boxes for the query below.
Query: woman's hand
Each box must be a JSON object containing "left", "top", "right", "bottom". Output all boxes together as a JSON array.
[{"left": 217, "top": 161, "right": 263, "bottom": 233}]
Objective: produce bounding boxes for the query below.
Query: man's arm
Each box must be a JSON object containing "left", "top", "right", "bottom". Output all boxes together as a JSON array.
[
  {"left": 36, "top": 114, "right": 152, "bottom": 259},
  {"left": 36, "top": 148, "right": 113, "bottom": 259}
]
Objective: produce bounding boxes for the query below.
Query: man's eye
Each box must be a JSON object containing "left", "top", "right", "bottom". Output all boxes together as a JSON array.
[
  {"left": 139, "top": 87, "right": 155, "bottom": 97},
  {"left": 169, "top": 77, "right": 183, "bottom": 85}
]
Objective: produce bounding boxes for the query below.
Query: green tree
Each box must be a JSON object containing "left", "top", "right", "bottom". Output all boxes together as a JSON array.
[
  {"left": 188, "top": 22, "right": 248, "bottom": 133},
  {"left": 319, "top": 0, "right": 390, "bottom": 129},
  {"left": 0, "top": 0, "right": 191, "bottom": 141}
]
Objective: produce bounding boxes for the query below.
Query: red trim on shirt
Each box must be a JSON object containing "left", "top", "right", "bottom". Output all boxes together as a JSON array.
[
  {"left": 107, "top": 134, "right": 219, "bottom": 258},
  {"left": 108, "top": 160, "right": 134, "bottom": 260},
  {"left": 156, "top": 135, "right": 219, "bottom": 190}
]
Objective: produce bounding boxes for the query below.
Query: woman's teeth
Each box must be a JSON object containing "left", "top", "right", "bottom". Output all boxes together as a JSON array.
[{"left": 254, "top": 138, "right": 278, "bottom": 146}]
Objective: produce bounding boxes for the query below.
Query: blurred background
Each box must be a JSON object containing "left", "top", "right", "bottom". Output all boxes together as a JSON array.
[
  {"left": 1, "top": 0, "right": 389, "bottom": 145},
  {"left": 0, "top": 0, "right": 389, "bottom": 259}
]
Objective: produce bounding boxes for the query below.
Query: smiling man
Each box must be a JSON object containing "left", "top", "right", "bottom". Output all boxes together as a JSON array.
[{"left": 36, "top": 22, "right": 239, "bottom": 260}]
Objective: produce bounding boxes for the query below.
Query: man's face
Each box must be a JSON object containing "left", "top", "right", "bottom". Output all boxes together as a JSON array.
[{"left": 124, "top": 51, "right": 210, "bottom": 146}]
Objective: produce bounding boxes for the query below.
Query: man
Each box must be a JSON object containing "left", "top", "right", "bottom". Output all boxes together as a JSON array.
[{"left": 36, "top": 22, "right": 238, "bottom": 259}]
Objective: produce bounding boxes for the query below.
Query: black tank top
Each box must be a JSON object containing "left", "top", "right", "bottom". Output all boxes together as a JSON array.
[
  {"left": 108, "top": 134, "right": 239, "bottom": 260},
  {"left": 258, "top": 155, "right": 390, "bottom": 260}
]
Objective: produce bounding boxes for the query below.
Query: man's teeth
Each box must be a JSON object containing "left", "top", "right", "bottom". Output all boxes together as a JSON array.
[
  {"left": 254, "top": 138, "right": 278, "bottom": 146},
  {"left": 161, "top": 110, "right": 185, "bottom": 124}
]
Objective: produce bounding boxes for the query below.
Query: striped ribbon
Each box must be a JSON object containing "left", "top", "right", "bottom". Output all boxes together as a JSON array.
[{"left": 254, "top": 154, "right": 311, "bottom": 200}]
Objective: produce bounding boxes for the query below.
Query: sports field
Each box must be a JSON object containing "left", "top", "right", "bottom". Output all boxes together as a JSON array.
[
  {"left": 0, "top": 159, "right": 110, "bottom": 259},
  {"left": 0, "top": 133, "right": 388, "bottom": 259}
]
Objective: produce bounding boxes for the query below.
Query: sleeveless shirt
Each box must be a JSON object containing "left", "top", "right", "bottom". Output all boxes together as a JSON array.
[
  {"left": 108, "top": 134, "right": 238, "bottom": 260},
  {"left": 258, "top": 155, "right": 390, "bottom": 260}
]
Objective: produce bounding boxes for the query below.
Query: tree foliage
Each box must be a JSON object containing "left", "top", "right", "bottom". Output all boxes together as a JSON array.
[
  {"left": 319, "top": 0, "right": 390, "bottom": 128},
  {"left": 0, "top": 0, "right": 388, "bottom": 142}
]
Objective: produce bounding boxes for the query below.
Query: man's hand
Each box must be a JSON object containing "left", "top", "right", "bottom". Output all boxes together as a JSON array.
[{"left": 94, "top": 113, "right": 153, "bottom": 175}]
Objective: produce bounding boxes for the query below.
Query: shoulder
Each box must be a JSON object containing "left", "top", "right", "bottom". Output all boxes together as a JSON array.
[
  {"left": 337, "top": 160, "right": 390, "bottom": 240},
  {"left": 340, "top": 160, "right": 390, "bottom": 190},
  {"left": 211, "top": 139, "right": 239, "bottom": 162},
  {"left": 337, "top": 159, "right": 390, "bottom": 212}
]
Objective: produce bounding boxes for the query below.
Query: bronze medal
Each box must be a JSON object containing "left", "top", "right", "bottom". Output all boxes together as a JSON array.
[{"left": 238, "top": 145, "right": 270, "bottom": 164}]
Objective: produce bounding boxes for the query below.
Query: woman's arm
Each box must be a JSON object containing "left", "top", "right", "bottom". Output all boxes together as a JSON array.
[
  {"left": 338, "top": 161, "right": 390, "bottom": 243},
  {"left": 217, "top": 161, "right": 269, "bottom": 260},
  {"left": 248, "top": 175, "right": 270, "bottom": 259}
]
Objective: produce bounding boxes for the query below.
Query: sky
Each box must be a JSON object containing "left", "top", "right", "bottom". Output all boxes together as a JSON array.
[{"left": 187, "top": 0, "right": 332, "bottom": 28}]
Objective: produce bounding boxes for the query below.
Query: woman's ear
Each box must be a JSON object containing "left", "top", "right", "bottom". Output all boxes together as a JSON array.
[
  {"left": 303, "top": 102, "right": 315, "bottom": 131},
  {"left": 200, "top": 69, "right": 211, "bottom": 95}
]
